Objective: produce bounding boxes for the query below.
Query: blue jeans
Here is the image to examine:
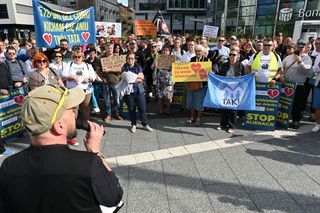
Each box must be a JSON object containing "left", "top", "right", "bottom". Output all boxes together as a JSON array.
[
  {"left": 91, "top": 83, "right": 102, "bottom": 109},
  {"left": 125, "top": 92, "right": 148, "bottom": 126},
  {"left": 102, "top": 83, "right": 120, "bottom": 116}
]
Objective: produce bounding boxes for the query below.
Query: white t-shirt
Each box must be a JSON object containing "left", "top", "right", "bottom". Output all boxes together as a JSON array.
[
  {"left": 248, "top": 52, "right": 283, "bottom": 82},
  {"left": 0, "top": 52, "right": 5, "bottom": 63},
  {"left": 62, "top": 62, "right": 96, "bottom": 91},
  {"left": 211, "top": 46, "right": 230, "bottom": 57},
  {"left": 49, "top": 62, "right": 66, "bottom": 78},
  {"left": 181, "top": 51, "right": 195, "bottom": 63}
]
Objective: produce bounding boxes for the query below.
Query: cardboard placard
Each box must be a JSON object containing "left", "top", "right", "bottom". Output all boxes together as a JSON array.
[
  {"left": 157, "top": 55, "right": 175, "bottom": 70},
  {"left": 101, "top": 55, "right": 126, "bottom": 72}
]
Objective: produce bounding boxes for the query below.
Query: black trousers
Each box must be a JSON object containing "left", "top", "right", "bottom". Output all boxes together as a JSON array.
[
  {"left": 292, "top": 85, "right": 308, "bottom": 123},
  {"left": 304, "top": 78, "right": 314, "bottom": 112},
  {"left": 220, "top": 109, "right": 237, "bottom": 129}
]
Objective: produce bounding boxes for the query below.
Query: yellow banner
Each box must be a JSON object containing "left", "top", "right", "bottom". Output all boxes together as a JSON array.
[{"left": 172, "top": 62, "right": 212, "bottom": 82}]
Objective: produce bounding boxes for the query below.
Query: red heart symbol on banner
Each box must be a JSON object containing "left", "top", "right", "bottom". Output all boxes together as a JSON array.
[
  {"left": 191, "top": 63, "right": 201, "bottom": 73},
  {"left": 42, "top": 33, "right": 52, "bottom": 46},
  {"left": 284, "top": 87, "right": 294, "bottom": 96},
  {"left": 199, "top": 69, "right": 208, "bottom": 79},
  {"left": 81, "top": 32, "right": 90, "bottom": 42},
  {"left": 13, "top": 95, "right": 24, "bottom": 105},
  {"left": 267, "top": 89, "right": 279, "bottom": 98}
]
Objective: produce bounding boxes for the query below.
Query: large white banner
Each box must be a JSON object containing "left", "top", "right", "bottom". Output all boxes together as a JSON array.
[
  {"left": 202, "top": 25, "right": 219, "bottom": 38},
  {"left": 95, "top": 22, "right": 122, "bottom": 38}
]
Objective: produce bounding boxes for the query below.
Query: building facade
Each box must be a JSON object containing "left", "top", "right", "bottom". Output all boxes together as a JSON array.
[
  {"left": 129, "top": 0, "right": 210, "bottom": 35},
  {"left": 119, "top": 3, "right": 135, "bottom": 35},
  {"left": 212, "top": 0, "right": 320, "bottom": 40}
]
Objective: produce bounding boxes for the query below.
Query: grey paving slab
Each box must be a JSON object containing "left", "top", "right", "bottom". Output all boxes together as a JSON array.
[
  {"left": 169, "top": 198, "right": 214, "bottom": 213},
  {"left": 301, "top": 204, "right": 320, "bottom": 213},
  {"left": 219, "top": 146, "right": 285, "bottom": 193},
  {"left": 205, "top": 184, "right": 259, "bottom": 213},
  {"left": 126, "top": 189, "right": 170, "bottom": 213},
  {"left": 192, "top": 150, "right": 240, "bottom": 185},
  {"left": 161, "top": 155, "right": 200, "bottom": 177},
  {"left": 249, "top": 192, "right": 305, "bottom": 213},
  {"left": 103, "top": 144, "right": 132, "bottom": 158}
]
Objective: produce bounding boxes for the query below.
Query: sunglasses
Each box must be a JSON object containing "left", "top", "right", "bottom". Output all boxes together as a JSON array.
[
  {"left": 55, "top": 55, "right": 62, "bottom": 58},
  {"left": 263, "top": 44, "right": 272, "bottom": 47},
  {"left": 218, "top": 40, "right": 225, "bottom": 42},
  {"left": 8, "top": 52, "right": 16, "bottom": 55},
  {"left": 128, "top": 58, "right": 135, "bottom": 60},
  {"left": 229, "top": 54, "right": 237, "bottom": 57},
  {"left": 151, "top": 46, "right": 157, "bottom": 48},
  {"left": 37, "top": 60, "right": 47, "bottom": 63},
  {"left": 74, "top": 56, "right": 82, "bottom": 59}
]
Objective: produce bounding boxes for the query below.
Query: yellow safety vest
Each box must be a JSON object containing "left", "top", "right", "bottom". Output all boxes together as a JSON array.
[{"left": 251, "top": 52, "right": 279, "bottom": 82}]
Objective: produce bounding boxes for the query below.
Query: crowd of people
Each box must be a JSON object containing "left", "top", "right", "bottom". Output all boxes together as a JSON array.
[{"left": 0, "top": 33, "right": 320, "bottom": 149}]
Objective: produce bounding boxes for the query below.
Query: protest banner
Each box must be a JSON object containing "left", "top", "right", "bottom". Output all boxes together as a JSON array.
[
  {"left": 202, "top": 25, "right": 219, "bottom": 38},
  {"left": 134, "top": 20, "right": 157, "bottom": 37},
  {"left": 172, "top": 62, "right": 212, "bottom": 82},
  {"left": 203, "top": 73, "right": 256, "bottom": 110},
  {"left": 0, "top": 89, "right": 25, "bottom": 140},
  {"left": 101, "top": 55, "right": 126, "bottom": 72},
  {"left": 32, "top": 0, "right": 95, "bottom": 48},
  {"left": 172, "top": 83, "right": 184, "bottom": 109},
  {"left": 157, "top": 55, "right": 175, "bottom": 70},
  {"left": 244, "top": 82, "right": 280, "bottom": 131},
  {"left": 95, "top": 22, "right": 122, "bottom": 38},
  {"left": 276, "top": 81, "right": 296, "bottom": 129}
]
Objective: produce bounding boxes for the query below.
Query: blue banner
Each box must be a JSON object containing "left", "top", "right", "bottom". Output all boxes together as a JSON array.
[
  {"left": 276, "top": 81, "right": 296, "bottom": 129},
  {"left": 32, "top": 0, "right": 95, "bottom": 48},
  {"left": 203, "top": 73, "right": 256, "bottom": 110},
  {"left": 244, "top": 83, "right": 280, "bottom": 131},
  {"left": 0, "top": 89, "right": 25, "bottom": 140}
]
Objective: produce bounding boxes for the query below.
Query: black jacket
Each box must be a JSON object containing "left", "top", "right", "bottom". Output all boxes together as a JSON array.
[
  {"left": 0, "top": 62, "right": 13, "bottom": 89},
  {"left": 217, "top": 60, "right": 245, "bottom": 77}
]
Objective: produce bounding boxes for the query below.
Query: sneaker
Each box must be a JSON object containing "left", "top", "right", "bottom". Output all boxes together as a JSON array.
[
  {"left": 92, "top": 108, "right": 100, "bottom": 113},
  {"left": 195, "top": 119, "right": 201, "bottom": 126},
  {"left": 143, "top": 125, "right": 153, "bottom": 132},
  {"left": 227, "top": 128, "right": 235, "bottom": 133},
  {"left": 131, "top": 125, "right": 136, "bottom": 133},
  {"left": 67, "top": 138, "right": 79, "bottom": 146},
  {"left": 186, "top": 119, "right": 195, "bottom": 124},
  {"left": 312, "top": 124, "right": 320, "bottom": 133},
  {"left": 216, "top": 125, "right": 223, "bottom": 130}
]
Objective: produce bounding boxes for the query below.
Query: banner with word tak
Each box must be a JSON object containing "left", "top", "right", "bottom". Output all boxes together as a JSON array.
[
  {"left": 244, "top": 83, "right": 280, "bottom": 131},
  {"left": 0, "top": 89, "right": 25, "bottom": 140},
  {"left": 276, "top": 81, "right": 296, "bottom": 129},
  {"left": 32, "top": 0, "right": 95, "bottom": 48},
  {"left": 203, "top": 73, "right": 256, "bottom": 110},
  {"left": 172, "top": 62, "right": 212, "bottom": 82}
]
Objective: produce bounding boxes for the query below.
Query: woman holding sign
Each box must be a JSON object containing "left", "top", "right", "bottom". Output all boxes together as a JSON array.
[
  {"left": 186, "top": 45, "right": 209, "bottom": 126},
  {"left": 154, "top": 45, "right": 174, "bottom": 115},
  {"left": 216, "top": 48, "right": 245, "bottom": 133}
]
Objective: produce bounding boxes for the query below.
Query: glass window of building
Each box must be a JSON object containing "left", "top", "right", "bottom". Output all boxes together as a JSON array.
[
  {"left": 0, "top": 4, "right": 9, "bottom": 19},
  {"left": 258, "top": 0, "right": 277, "bottom": 4},
  {"left": 257, "top": 4, "right": 277, "bottom": 15},
  {"left": 185, "top": 15, "right": 195, "bottom": 30},
  {"left": 240, "top": 6, "right": 255, "bottom": 16},
  {"left": 240, "top": 0, "right": 256, "bottom": 7}
]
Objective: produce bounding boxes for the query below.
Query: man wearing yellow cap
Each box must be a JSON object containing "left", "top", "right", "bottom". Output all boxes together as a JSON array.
[{"left": 0, "top": 84, "right": 123, "bottom": 213}]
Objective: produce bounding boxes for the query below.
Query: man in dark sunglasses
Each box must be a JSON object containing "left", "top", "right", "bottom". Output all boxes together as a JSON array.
[
  {"left": 0, "top": 85, "right": 123, "bottom": 213},
  {"left": 246, "top": 39, "right": 283, "bottom": 83},
  {"left": 211, "top": 36, "right": 230, "bottom": 58}
]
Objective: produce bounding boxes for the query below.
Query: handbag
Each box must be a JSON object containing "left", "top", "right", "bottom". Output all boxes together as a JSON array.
[{"left": 187, "top": 82, "right": 202, "bottom": 92}]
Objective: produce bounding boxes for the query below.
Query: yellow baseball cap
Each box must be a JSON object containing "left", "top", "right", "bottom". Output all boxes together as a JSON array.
[{"left": 21, "top": 84, "right": 85, "bottom": 135}]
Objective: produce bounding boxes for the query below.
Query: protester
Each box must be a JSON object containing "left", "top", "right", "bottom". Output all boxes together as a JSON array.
[
  {"left": 155, "top": 45, "right": 174, "bottom": 115},
  {"left": 216, "top": 48, "right": 245, "bottom": 133},
  {"left": 211, "top": 36, "right": 230, "bottom": 58},
  {"left": 312, "top": 54, "right": 320, "bottom": 132},
  {"left": 0, "top": 41, "right": 5, "bottom": 63},
  {"left": 254, "top": 40, "right": 263, "bottom": 52},
  {"left": 171, "top": 37, "right": 185, "bottom": 62},
  {"left": 28, "top": 53, "right": 64, "bottom": 91},
  {"left": 99, "top": 43, "right": 123, "bottom": 122},
  {"left": 240, "top": 40, "right": 256, "bottom": 61},
  {"left": 121, "top": 53, "right": 153, "bottom": 133},
  {"left": 49, "top": 51, "right": 65, "bottom": 79},
  {"left": 85, "top": 48, "right": 102, "bottom": 114},
  {"left": 62, "top": 51, "right": 96, "bottom": 122},
  {"left": 24, "top": 48, "right": 37, "bottom": 74},
  {"left": 113, "top": 43, "right": 123, "bottom": 55},
  {"left": 281, "top": 40, "right": 312, "bottom": 129},
  {"left": 144, "top": 41, "right": 158, "bottom": 100},
  {"left": 0, "top": 85, "right": 123, "bottom": 212},
  {"left": 126, "top": 40, "right": 145, "bottom": 68},
  {"left": 59, "top": 38, "right": 73, "bottom": 62},
  {"left": 4, "top": 46, "right": 29, "bottom": 94},
  {"left": 186, "top": 45, "right": 209, "bottom": 126},
  {"left": 247, "top": 39, "right": 283, "bottom": 84},
  {"left": 10, "top": 39, "right": 28, "bottom": 62}
]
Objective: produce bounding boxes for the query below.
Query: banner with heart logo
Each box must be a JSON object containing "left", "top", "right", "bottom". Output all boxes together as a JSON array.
[
  {"left": 33, "top": 0, "right": 95, "bottom": 48},
  {"left": 172, "top": 62, "right": 212, "bottom": 82},
  {"left": 0, "top": 88, "right": 25, "bottom": 140},
  {"left": 276, "top": 81, "right": 296, "bottom": 129},
  {"left": 203, "top": 73, "right": 256, "bottom": 110},
  {"left": 244, "top": 82, "right": 280, "bottom": 131}
]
